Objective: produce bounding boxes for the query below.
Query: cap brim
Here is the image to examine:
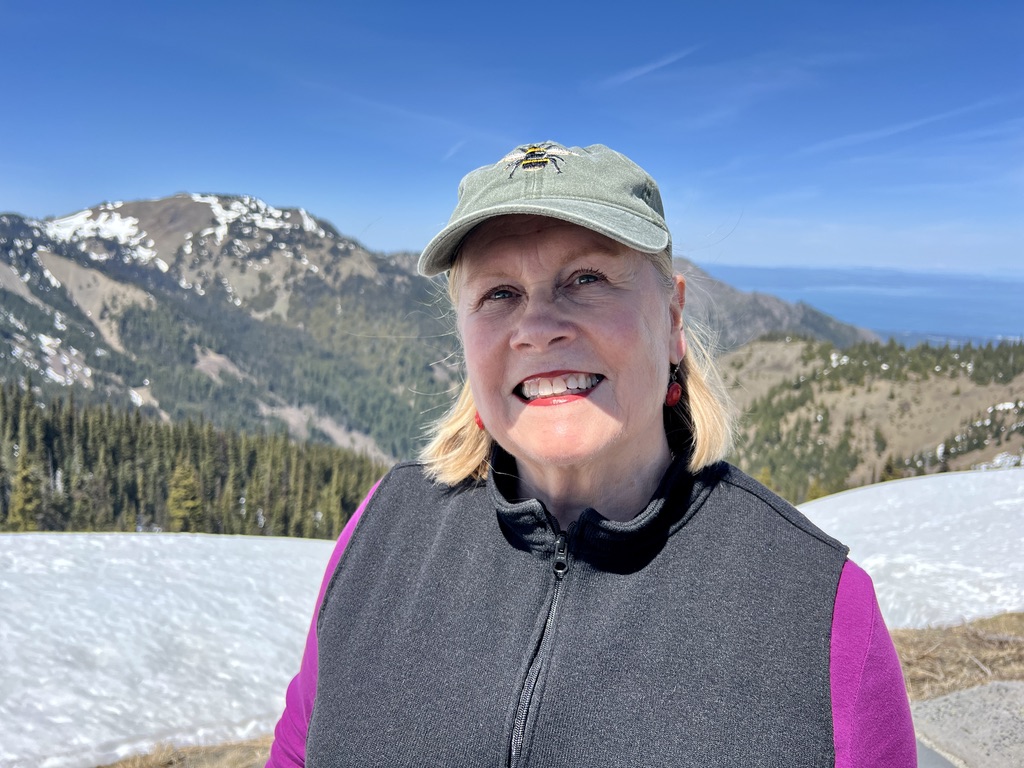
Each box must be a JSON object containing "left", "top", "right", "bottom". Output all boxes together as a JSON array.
[{"left": 417, "top": 199, "right": 669, "bottom": 277}]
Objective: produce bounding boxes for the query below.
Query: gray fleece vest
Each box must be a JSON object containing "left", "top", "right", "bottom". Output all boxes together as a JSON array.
[{"left": 307, "top": 452, "right": 848, "bottom": 767}]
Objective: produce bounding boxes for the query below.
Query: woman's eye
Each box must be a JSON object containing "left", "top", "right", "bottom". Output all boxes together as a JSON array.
[
  {"left": 485, "top": 287, "right": 515, "bottom": 301},
  {"left": 571, "top": 270, "right": 605, "bottom": 286}
]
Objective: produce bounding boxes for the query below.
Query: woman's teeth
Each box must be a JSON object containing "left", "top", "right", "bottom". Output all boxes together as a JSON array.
[{"left": 519, "top": 373, "right": 602, "bottom": 401}]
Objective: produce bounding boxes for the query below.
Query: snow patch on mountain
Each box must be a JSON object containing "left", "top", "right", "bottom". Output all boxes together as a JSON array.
[
  {"left": 188, "top": 194, "right": 334, "bottom": 251},
  {"left": 298, "top": 208, "right": 326, "bottom": 238},
  {"left": 42, "top": 209, "right": 161, "bottom": 268},
  {"left": 191, "top": 194, "right": 290, "bottom": 245},
  {"left": 0, "top": 325, "right": 93, "bottom": 388},
  {"left": 44, "top": 210, "right": 135, "bottom": 243}
]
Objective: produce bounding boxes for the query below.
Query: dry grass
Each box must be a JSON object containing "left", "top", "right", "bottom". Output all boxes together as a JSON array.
[
  {"left": 98, "top": 735, "right": 271, "bottom": 768},
  {"left": 102, "top": 613, "right": 1024, "bottom": 767},
  {"left": 893, "top": 611, "right": 1024, "bottom": 701},
  {"left": 721, "top": 339, "right": 1024, "bottom": 488}
]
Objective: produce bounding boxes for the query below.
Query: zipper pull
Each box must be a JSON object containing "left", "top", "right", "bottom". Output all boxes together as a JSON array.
[{"left": 553, "top": 532, "right": 569, "bottom": 578}]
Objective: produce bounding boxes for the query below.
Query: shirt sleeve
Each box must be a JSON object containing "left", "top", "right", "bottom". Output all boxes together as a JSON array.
[
  {"left": 267, "top": 481, "right": 380, "bottom": 768},
  {"left": 830, "top": 559, "right": 917, "bottom": 768}
]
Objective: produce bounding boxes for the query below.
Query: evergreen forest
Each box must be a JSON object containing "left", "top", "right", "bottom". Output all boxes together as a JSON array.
[
  {"left": 2, "top": 336, "right": 1022, "bottom": 534},
  {"left": 0, "top": 381, "right": 386, "bottom": 537}
]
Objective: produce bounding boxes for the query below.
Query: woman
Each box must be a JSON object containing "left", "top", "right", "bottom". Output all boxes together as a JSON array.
[{"left": 269, "top": 142, "right": 916, "bottom": 767}]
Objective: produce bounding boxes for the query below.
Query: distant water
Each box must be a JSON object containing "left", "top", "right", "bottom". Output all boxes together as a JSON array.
[{"left": 696, "top": 264, "right": 1023, "bottom": 344}]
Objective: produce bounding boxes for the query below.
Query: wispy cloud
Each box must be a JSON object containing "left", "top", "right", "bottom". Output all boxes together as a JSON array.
[
  {"left": 442, "top": 140, "right": 466, "bottom": 162},
  {"left": 600, "top": 46, "right": 701, "bottom": 88},
  {"left": 665, "top": 50, "right": 840, "bottom": 131},
  {"left": 350, "top": 94, "right": 472, "bottom": 134},
  {"left": 931, "top": 116, "right": 1024, "bottom": 149},
  {"left": 292, "top": 80, "right": 514, "bottom": 152},
  {"left": 797, "top": 95, "right": 1017, "bottom": 155}
]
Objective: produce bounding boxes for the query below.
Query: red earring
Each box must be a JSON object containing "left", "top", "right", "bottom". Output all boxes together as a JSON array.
[
  {"left": 665, "top": 362, "right": 682, "bottom": 407},
  {"left": 665, "top": 382, "right": 682, "bottom": 407},
  {"left": 474, "top": 411, "right": 485, "bottom": 430}
]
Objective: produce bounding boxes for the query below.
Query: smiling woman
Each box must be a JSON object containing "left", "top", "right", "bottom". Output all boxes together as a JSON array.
[
  {"left": 451, "top": 216, "right": 684, "bottom": 525},
  {"left": 269, "top": 142, "right": 917, "bottom": 767}
]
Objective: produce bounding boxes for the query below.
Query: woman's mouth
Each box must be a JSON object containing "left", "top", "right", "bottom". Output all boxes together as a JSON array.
[{"left": 516, "top": 373, "right": 604, "bottom": 401}]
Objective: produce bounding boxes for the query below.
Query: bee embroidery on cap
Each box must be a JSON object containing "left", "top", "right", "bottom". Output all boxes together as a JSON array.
[{"left": 501, "top": 143, "right": 580, "bottom": 178}]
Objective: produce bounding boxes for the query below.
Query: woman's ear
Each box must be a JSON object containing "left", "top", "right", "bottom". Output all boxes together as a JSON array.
[{"left": 671, "top": 274, "right": 687, "bottom": 361}]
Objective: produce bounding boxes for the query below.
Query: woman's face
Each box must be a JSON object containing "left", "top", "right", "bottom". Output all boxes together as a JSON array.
[{"left": 456, "top": 215, "right": 685, "bottom": 483}]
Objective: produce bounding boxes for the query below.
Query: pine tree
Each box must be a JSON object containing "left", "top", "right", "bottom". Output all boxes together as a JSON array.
[
  {"left": 8, "top": 421, "right": 42, "bottom": 531},
  {"left": 219, "top": 465, "right": 241, "bottom": 535},
  {"left": 880, "top": 455, "right": 901, "bottom": 482},
  {"left": 0, "top": 451, "right": 9, "bottom": 526},
  {"left": 805, "top": 477, "right": 828, "bottom": 502},
  {"left": 167, "top": 461, "right": 204, "bottom": 533}
]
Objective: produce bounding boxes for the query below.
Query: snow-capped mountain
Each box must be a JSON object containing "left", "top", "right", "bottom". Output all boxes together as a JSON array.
[{"left": 0, "top": 194, "right": 446, "bottom": 459}]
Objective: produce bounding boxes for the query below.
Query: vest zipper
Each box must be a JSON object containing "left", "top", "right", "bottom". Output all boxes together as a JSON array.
[{"left": 508, "top": 529, "right": 571, "bottom": 768}]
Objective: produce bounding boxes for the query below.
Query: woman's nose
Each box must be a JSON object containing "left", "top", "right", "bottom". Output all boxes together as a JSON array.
[{"left": 509, "top": 295, "right": 576, "bottom": 351}]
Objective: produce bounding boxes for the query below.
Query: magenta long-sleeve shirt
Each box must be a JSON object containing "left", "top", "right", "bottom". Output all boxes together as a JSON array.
[{"left": 269, "top": 484, "right": 916, "bottom": 767}]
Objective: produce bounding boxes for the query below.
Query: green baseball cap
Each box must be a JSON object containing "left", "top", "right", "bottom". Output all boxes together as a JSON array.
[{"left": 417, "top": 141, "right": 671, "bottom": 277}]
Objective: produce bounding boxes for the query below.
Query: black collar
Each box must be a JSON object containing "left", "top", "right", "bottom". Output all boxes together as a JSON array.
[{"left": 487, "top": 445, "right": 723, "bottom": 572}]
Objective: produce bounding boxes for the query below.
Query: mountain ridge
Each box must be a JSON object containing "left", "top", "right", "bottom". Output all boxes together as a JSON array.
[{"left": 1, "top": 192, "right": 873, "bottom": 460}]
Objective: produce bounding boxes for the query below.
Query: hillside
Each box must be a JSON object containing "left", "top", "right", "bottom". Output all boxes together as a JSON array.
[
  {"left": 0, "top": 195, "right": 454, "bottom": 460},
  {"left": 726, "top": 337, "right": 1024, "bottom": 502},
  {"left": 676, "top": 260, "right": 876, "bottom": 350},
  {"left": 2, "top": 194, "right": 872, "bottom": 460}
]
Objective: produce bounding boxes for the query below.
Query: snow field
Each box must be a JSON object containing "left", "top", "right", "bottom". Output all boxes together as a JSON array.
[
  {"left": 800, "top": 468, "right": 1024, "bottom": 628},
  {"left": 0, "top": 534, "right": 334, "bottom": 768},
  {"left": 1, "top": 468, "right": 1022, "bottom": 766}
]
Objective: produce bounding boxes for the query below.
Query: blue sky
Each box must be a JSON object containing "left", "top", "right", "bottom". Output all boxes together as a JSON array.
[{"left": 2, "top": 1, "right": 1021, "bottom": 276}]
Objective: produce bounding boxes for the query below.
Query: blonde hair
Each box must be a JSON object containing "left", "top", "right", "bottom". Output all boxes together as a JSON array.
[{"left": 419, "top": 247, "right": 735, "bottom": 485}]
